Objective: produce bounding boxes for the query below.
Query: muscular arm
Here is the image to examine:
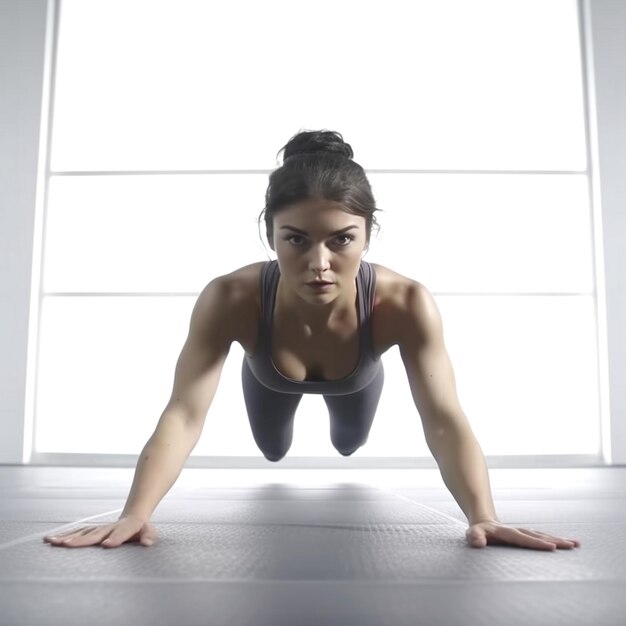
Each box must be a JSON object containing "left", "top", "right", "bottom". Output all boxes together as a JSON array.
[
  {"left": 120, "top": 276, "right": 237, "bottom": 522},
  {"left": 396, "top": 282, "right": 498, "bottom": 525},
  {"left": 44, "top": 276, "right": 238, "bottom": 548},
  {"left": 394, "top": 282, "right": 580, "bottom": 550}
]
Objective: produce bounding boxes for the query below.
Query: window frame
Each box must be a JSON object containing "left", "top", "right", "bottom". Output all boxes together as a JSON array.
[{"left": 25, "top": 0, "right": 610, "bottom": 468}]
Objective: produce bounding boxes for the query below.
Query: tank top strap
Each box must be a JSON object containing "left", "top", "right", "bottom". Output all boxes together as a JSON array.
[
  {"left": 357, "top": 260, "right": 376, "bottom": 350},
  {"left": 260, "top": 260, "right": 280, "bottom": 327}
]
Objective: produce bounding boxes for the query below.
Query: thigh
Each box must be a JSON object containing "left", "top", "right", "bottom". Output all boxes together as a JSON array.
[
  {"left": 241, "top": 357, "right": 303, "bottom": 460},
  {"left": 324, "top": 364, "right": 385, "bottom": 452}
]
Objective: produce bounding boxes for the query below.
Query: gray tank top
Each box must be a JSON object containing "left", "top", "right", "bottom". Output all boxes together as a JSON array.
[{"left": 244, "top": 259, "right": 383, "bottom": 396}]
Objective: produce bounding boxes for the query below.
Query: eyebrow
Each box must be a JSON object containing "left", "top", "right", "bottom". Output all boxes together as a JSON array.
[{"left": 279, "top": 225, "right": 360, "bottom": 236}]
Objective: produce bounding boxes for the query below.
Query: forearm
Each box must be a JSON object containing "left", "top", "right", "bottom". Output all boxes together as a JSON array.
[
  {"left": 120, "top": 412, "right": 200, "bottom": 522},
  {"left": 427, "top": 426, "right": 499, "bottom": 525}
]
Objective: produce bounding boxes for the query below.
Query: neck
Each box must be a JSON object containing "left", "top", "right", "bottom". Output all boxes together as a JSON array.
[{"left": 275, "top": 278, "right": 357, "bottom": 331}]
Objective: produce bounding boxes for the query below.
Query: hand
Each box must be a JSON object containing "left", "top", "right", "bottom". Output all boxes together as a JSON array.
[
  {"left": 43, "top": 514, "right": 157, "bottom": 549},
  {"left": 466, "top": 520, "right": 581, "bottom": 551}
]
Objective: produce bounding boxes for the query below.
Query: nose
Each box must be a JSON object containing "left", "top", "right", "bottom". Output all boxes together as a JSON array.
[{"left": 307, "top": 244, "right": 331, "bottom": 275}]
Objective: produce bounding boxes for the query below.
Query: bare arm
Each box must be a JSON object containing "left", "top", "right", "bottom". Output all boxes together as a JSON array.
[
  {"left": 397, "top": 282, "right": 579, "bottom": 550},
  {"left": 45, "top": 276, "right": 237, "bottom": 548},
  {"left": 120, "top": 276, "right": 236, "bottom": 522},
  {"left": 397, "top": 282, "right": 498, "bottom": 525}
]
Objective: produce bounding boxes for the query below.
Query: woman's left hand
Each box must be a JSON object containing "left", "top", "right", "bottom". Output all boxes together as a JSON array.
[{"left": 466, "top": 520, "right": 581, "bottom": 550}]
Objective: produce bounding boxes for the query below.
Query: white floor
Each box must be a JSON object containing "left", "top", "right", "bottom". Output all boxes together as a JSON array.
[{"left": 0, "top": 465, "right": 624, "bottom": 626}]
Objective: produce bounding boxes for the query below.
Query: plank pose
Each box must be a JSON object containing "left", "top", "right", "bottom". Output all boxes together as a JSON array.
[{"left": 44, "top": 130, "right": 580, "bottom": 551}]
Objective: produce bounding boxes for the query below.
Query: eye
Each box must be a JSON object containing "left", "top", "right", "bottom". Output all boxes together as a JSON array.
[
  {"left": 335, "top": 234, "right": 355, "bottom": 246},
  {"left": 285, "top": 235, "right": 306, "bottom": 246}
]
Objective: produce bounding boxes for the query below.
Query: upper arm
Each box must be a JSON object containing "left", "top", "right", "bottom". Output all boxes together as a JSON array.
[
  {"left": 161, "top": 276, "right": 238, "bottom": 432},
  {"left": 396, "top": 282, "right": 470, "bottom": 440}
]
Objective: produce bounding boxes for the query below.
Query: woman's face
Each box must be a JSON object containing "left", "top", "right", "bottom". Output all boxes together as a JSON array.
[{"left": 271, "top": 198, "right": 368, "bottom": 305}]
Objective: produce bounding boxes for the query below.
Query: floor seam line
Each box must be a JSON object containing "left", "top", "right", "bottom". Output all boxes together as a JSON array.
[
  {"left": 378, "top": 488, "right": 467, "bottom": 527},
  {"left": 1, "top": 577, "right": 621, "bottom": 585},
  {"left": 0, "top": 485, "right": 203, "bottom": 551}
]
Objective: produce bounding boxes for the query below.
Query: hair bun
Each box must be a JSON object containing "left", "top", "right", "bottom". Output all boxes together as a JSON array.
[{"left": 280, "top": 129, "right": 354, "bottom": 162}]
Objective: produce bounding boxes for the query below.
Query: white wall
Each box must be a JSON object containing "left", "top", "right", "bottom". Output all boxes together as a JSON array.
[
  {"left": 0, "top": 0, "right": 48, "bottom": 464},
  {"left": 587, "top": 0, "right": 626, "bottom": 463},
  {"left": 0, "top": 0, "right": 624, "bottom": 465}
]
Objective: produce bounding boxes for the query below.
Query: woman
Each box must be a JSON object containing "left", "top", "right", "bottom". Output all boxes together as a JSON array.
[{"left": 44, "top": 130, "right": 580, "bottom": 551}]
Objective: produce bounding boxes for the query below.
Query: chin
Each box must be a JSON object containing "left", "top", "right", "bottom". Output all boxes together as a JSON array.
[{"left": 299, "top": 287, "right": 336, "bottom": 302}]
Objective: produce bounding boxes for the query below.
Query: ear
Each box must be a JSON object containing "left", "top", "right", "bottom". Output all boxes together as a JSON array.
[{"left": 267, "top": 233, "right": 275, "bottom": 251}]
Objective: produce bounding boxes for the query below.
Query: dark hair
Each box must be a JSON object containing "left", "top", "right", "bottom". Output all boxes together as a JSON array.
[{"left": 258, "top": 129, "right": 381, "bottom": 248}]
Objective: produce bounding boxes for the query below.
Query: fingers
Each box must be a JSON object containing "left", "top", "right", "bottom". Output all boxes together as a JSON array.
[
  {"left": 519, "top": 528, "right": 581, "bottom": 549},
  {"left": 138, "top": 523, "right": 158, "bottom": 547},
  {"left": 469, "top": 528, "right": 553, "bottom": 550},
  {"left": 43, "top": 526, "right": 95, "bottom": 542},
  {"left": 501, "top": 527, "right": 558, "bottom": 550},
  {"left": 44, "top": 525, "right": 114, "bottom": 548},
  {"left": 466, "top": 523, "right": 581, "bottom": 551},
  {"left": 43, "top": 519, "right": 156, "bottom": 549},
  {"left": 465, "top": 527, "right": 487, "bottom": 548}
]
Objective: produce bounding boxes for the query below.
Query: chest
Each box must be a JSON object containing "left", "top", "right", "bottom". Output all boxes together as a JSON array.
[
  {"left": 268, "top": 289, "right": 402, "bottom": 381},
  {"left": 270, "top": 317, "right": 363, "bottom": 381},
  {"left": 235, "top": 264, "right": 404, "bottom": 381}
]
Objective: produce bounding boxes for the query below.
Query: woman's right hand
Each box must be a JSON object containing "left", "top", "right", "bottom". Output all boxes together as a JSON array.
[{"left": 43, "top": 514, "right": 157, "bottom": 549}]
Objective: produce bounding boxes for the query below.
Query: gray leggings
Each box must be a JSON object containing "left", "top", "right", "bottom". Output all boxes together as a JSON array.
[{"left": 241, "top": 357, "right": 384, "bottom": 461}]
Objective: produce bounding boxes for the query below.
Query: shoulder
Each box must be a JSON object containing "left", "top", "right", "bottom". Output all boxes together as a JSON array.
[
  {"left": 191, "top": 262, "right": 264, "bottom": 344},
  {"left": 212, "top": 261, "right": 266, "bottom": 302},
  {"left": 369, "top": 263, "right": 442, "bottom": 348}
]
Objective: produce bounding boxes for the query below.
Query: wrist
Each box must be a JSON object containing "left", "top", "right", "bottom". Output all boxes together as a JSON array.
[
  {"left": 119, "top": 511, "right": 150, "bottom": 524},
  {"left": 468, "top": 516, "right": 500, "bottom": 526}
]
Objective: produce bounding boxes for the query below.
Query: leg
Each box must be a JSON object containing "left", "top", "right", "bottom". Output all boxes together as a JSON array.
[
  {"left": 323, "top": 364, "right": 385, "bottom": 456},
  {"left": 241, "top": 358, "right": 303, "bottom": 462}
]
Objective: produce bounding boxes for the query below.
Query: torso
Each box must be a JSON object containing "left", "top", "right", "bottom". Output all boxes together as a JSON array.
[{"left": 224, "top": 261, "right": 415, "bottom": 382}]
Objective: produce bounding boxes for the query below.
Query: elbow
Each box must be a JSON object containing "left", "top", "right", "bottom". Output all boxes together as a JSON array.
[
  {"left": 425, "top": 428, "right": 447, "bottom": 459},
  {"left": 156, "top": 404, "right": 205, "bottom": 443},
  {"left": 424, "top": 418, "right": 473, "bottom": 456}
]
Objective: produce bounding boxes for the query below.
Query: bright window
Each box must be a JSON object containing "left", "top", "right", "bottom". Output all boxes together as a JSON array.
[{"left": 35, "top": 0, "right": 600, "bottom": 460}]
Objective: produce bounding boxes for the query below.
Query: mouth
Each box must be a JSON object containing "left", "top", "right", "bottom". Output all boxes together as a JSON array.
[{"left": 306, "top": 281, "right": 334, "bottom": 289}]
